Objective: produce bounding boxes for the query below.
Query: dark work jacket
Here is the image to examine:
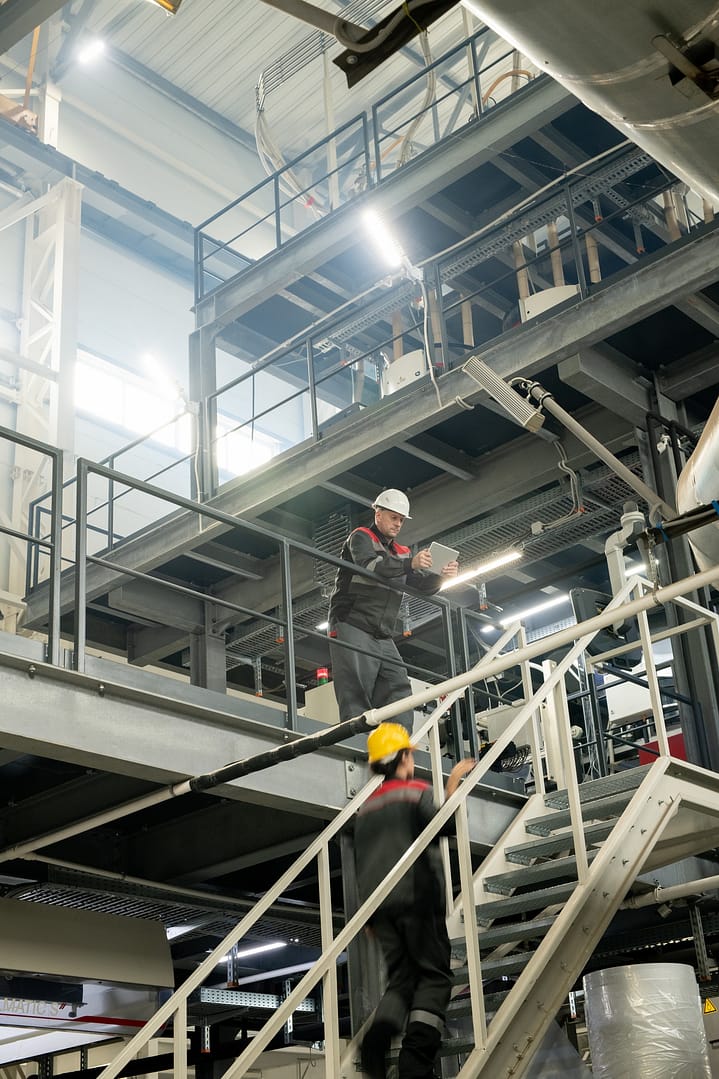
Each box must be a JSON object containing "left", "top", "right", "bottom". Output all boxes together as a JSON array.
[
  {"left": 328, "top": 523, "right": 439, "bottom": 638},
  {"left": 354, "top": 777, "right": 446, "bottom": 916}
]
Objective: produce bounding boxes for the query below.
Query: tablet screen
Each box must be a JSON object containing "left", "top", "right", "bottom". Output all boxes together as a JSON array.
[{"left": 428, "top": 541, "right": 459, "bottom": 573}]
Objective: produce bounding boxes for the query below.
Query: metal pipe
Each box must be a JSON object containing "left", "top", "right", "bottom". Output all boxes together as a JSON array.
[
  {"left": 363, "top": 562, "right": 719, "bottom": 725},
  {"left": 525, "top": 384, "right": 676, "bottom": 521},
  {"left": 623, "top": 872, "right": 719, "bottom": 910}
]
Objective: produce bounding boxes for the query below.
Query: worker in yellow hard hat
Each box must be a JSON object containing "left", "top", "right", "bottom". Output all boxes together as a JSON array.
[{"left": 354, "top": 722, "right": 475, "bottom": 1079}]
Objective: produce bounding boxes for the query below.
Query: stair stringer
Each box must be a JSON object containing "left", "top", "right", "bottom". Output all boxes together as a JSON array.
[{"left": 457, "top": 758, "right": 719, "bottom": 1079}]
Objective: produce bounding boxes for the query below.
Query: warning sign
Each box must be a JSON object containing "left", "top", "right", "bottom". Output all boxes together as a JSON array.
[{"left": 704, "top": 999, "right": 717, "bottom": 1014}]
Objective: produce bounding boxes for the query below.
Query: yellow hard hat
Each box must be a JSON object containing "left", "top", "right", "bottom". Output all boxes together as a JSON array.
[{"left": 367, "top": 722, "right": 415, "bottom": 764}]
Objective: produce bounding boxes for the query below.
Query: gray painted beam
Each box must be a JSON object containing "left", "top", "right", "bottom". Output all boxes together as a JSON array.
[
  {"left": 0, "top": 0, "right": 66, "bottom": 55},
  {"left": 673, "top": 293, "right": 719, "bottom": 336},
  {"left": 0, "top": 640, "right": 520, "bottom": 845},
  {"left": 399, "top": 433, "right": 476, "bottom": 480},
  {"left": 656, "top": 343, "right": 719, "bottom": 402},
  {"left": 195, "top": 78, "right": 573, "bottom": 329},
  {"left": 558, "top": 347, "right": 652, "bottom": 425}
]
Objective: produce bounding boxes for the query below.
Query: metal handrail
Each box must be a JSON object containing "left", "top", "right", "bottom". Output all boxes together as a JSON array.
[{"left": 0, "top": 423, "right": 63, "bottom": 663}]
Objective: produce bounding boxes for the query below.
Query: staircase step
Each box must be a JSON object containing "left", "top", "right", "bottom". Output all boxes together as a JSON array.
[
  {"left": 505, "top": 820, "right": 615, "bottom": 863},
  {"left": 525, "top": 789, "right": 637, "bottom": 836},
  {"left": 447, "top": 988, "right": 511, "bottom": 1020},
  {"left": 484, "top": 851, "right": 597, "bottom": 896},
  {"left": 452, "top": 915, "right": 556, "bottom": 951},
  {"left": 543, "top": 764, "right": 650, "bottom": 809},
  {"left": 454, "top": 949, "right": 532, "bottom": 982},
  {"left": 477, "top": 881, "right": 575, "bottom": 924}
]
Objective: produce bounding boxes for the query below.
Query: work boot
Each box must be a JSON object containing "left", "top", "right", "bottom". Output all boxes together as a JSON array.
[
  {"left": 397, "top": 1020, "right": 442, "bottom": 1079},
  {"left": 361, "top": 1020, "right": 395, "bottom": 1079}
]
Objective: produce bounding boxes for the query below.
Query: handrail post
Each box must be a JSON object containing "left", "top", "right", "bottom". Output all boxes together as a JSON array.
[
  {"left": 458, "top": 609, "right": 480, "bottom": 759},
  {"left": 46, "top": 447, "right": 63, "bottom": 666},
  {"left": 518, "top": 625, "right": 545, "bottom": 797},
  {"left": 280, "top": 539, "right": 298, "bottom": 729},
  {"left": 319, "top": 842, "right": 340, "bottom": 1077},
  {"left": 306, "top": 335, "right": 319, "bottom": 441},
  {"left": 73, "top": 459, "right": 88, "bottom": 673}
]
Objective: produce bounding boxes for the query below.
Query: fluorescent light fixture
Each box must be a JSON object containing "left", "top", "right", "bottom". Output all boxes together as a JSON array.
[
  {"left": 499, "top": 593, "right": 571, "bottom": 627},
  {"left": 219, "top": 941, "right": 286, "bottom": 963},
  {"left": 626, "top": 561, "right": 647, "bottom": 575},
  {"left": 440, "top": 549, "right": 522, "bottom": 590},
  {"left": 316, "top": 620, "right": 329, "bottom": 631},
  {"left": 462, "top": 357, "right": 545, "bottom": 432},
  {"left": 77, "top": 38, "right": 105, "bottom": 64},
  {"left": 481, "top": 624, "right": 497, "bottom": 634},
  {"left": 362, "top": 209, "right": 404, "bottom": 269}
]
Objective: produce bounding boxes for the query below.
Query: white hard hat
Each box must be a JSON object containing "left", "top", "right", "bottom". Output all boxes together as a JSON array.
[{"left": 373, "top": 489, "right": 411, "bottom": 518}]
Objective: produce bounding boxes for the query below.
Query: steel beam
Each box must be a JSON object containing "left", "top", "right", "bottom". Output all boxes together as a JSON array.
[
  {"left": 0, "top": 0, "right": 66, "bottom": 55},
  {"left": 657, "top": 342, "right": 719, "bottom": 402},
  {"left": 558, "top": 346, "right": 651, "bottom": 425},
  {"left": 0, "top": 638, "right": 520, "bottom": 840}
]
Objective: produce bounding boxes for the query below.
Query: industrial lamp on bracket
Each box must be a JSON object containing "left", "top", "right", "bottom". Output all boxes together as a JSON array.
[{"left": 462, "top": 357, "right": 545, "bottom": 432}]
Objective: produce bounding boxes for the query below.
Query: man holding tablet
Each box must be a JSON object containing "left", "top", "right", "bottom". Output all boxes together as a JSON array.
[{"left": 328, "top": 488, "right": 458, "bottom": 732}]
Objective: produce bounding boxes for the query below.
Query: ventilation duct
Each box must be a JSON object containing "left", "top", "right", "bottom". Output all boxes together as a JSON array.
[{"left": 458, "top": 1, "right": 719, "bottom": 205}]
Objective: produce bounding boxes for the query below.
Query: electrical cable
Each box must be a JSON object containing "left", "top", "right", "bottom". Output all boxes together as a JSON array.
[
  {"left": 418, "top": 273, "right": 443, "bottom": 409},
  {"left": 333, "top": 0, "right": 429, "bottom": 54},
  {"left": 398, "top": 31, "right": 436, "bottom": 167}
]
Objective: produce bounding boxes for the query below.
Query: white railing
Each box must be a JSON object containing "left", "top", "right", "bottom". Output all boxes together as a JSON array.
[{"left": 95, "top": 563, "right": 719, "bottom": 1079}]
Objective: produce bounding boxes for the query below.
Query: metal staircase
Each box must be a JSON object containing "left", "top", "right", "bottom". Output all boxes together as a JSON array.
[
  {"left": 443, "top": 758, "right": 719, "bottom": 1076},
  {"left": 91, "top": 563, "right": 719, "bottom": 1079}
]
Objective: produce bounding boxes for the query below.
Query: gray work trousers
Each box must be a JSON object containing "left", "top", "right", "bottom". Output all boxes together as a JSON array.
[{"left": 328, "top": 621, "right": 413, "bottom": 732}]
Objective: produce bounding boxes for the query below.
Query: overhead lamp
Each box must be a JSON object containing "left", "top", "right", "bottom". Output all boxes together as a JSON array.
[
  {"left": 462, "top": 357, "right": 545, "bottom": 432},
  {"left": 362, "top": 208, "right": 405, "bottom": 269},
  {"left": 316, "top": 620, "right": 329, "bottom": 631},
  {"left": 144, "top": 0, "right": 183, "bottom": 13},
  {"left": 499, "top": 593, "right": 571, "bottom": 627},
  {"left": 219, "top": 941, "right": 286, "bottom": 963},
  {"left": 77, "top": 38, "right": 106, "bottom": 64},
  {"left": 440, "top": 549, "right": 522, "bottom": 591}
]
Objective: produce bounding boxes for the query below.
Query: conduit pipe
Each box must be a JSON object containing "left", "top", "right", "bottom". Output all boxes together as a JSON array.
[
  {"left": 4, "top": 562, "right": 719, "bottom": 865},
  {"left": 623, "top": 873, "right": 719, "bottom": 910}
]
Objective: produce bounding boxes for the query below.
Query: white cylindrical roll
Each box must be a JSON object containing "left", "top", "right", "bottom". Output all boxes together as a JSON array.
[{"left": 584, "top": 963, "right": 711, "bottom": 1078}]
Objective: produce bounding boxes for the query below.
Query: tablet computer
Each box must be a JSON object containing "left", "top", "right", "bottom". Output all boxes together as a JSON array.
[{"left": 428, "top": 541, "right": 459, "bottom": 573}]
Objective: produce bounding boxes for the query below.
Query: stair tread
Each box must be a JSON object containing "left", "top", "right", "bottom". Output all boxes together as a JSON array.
[
  {"left": 477, "top": 881, "right": 576, "bottom": 923},
  {"left": 453, "top": 950, "right": 532, "bottom": 981},
  {"left": 506, "top": 820, "right": 614, "bottom": 862},
  {"left": 484, "top": 851, "right": 597, "bottom": 895},
  {"left": 543, "top": 764, "right": 651, "bottom": 809},
  {"left": 525, "top": 789, "right": 637, "bottom": 835},
  {"left": 452, "top": 915, "right": 556, "bottom": 950}
]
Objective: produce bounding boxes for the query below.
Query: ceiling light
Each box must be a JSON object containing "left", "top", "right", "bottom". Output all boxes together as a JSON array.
[
  {"left": 219, "top": 941, "right": 286, "bottom": 963},
  {"left": 77, "top": 38, "right": 105, "bottom": 64},
  {"left": 362, "top": 208, "right": 404, "bottom": 268},
  {"left": 462, "top": 357, "right": 545, "bottom": 432},
  {"left": 440, "top": 549, "right": 522, "bottom": 590},
  {"left": 626, "top": 561, "right": 647, "bottom": 575},
  {"left": 316, "top": 620, "right": 329, "bottom": 631},
  {"left": 499, "top": 593, "right": 571, "bottom": 627},
  {"left": 144, "top": 0, "right": 183, "bottom": 13}
]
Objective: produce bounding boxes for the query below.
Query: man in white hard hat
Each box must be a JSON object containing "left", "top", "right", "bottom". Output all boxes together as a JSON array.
[{"left": 327, "top": 489, "right": 458, "bottom": 732}]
